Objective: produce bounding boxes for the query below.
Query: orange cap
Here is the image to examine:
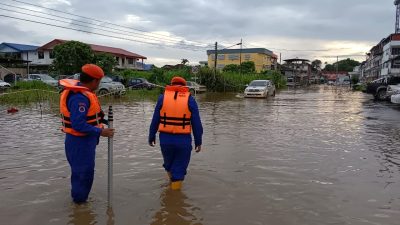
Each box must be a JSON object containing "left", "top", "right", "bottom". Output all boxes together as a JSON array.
[
  {"left": 171, "top": 76, "right": 186, "bottom": 86},
  {"left": 82, "top": 64, "right": 104, "bottom": 79}
]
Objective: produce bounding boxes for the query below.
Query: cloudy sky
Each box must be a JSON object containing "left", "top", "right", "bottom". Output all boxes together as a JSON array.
[{"left": 0, "top": 0, "right": 396, "bottom": 66}]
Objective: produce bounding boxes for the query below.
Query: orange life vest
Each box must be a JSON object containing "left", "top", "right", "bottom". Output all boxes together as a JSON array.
[
  {"left": 59, "top": 79, "right": 104, "bottom": 136},
  {"left": 158, "top": 85, "right": 192, "bottom": 134}
]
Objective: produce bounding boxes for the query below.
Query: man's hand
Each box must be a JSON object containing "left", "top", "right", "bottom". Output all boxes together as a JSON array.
[
  {"left": 149, "top": 141, "right": 156, "bottom": 147},
  {"left": 100, "top": 128, "right": 115, "bottom": 137},
  {"left": 195, "top": 145, "right": 201, "bottom": 153}
]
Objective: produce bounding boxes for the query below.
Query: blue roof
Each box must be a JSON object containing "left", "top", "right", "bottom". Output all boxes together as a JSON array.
[{"left": 1, "top": 43, "right": 39, "bottom": 52}]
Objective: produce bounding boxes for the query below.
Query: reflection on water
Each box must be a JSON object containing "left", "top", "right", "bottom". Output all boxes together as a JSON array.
[
  {"left": 68, "top": 203, "right": 96, "bottom": 225},
  {"left": 1, "top": 86, "right": 400, "bottom": 225},
  {"left": 151, "top": 188, "right": 202, "bottom": 225}
]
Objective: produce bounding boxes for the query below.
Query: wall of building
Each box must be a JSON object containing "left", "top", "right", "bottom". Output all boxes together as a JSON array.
[{"left": 207, "top": 52, "right": 276, "bottom": 72}]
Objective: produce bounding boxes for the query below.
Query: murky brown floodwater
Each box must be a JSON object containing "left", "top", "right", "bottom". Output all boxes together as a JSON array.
[{"left": 1, "top": 86, "right": 400, "bottom": 225}]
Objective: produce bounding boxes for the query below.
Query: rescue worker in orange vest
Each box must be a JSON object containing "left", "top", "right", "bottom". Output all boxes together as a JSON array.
[
  {"left": 60, "top": 64, "right": 114, "bottom": 203},
  {"left": 149, "top": 76, "right": 203, "bottom": 190}
]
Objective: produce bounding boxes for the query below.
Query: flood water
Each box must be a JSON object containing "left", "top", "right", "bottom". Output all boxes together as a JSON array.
[{"left": 1, "top": 85, "right": 400, "bottom": 225}]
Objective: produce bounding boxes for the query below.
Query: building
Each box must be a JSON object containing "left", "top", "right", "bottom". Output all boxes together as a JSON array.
[
  {"left": 39, "top": 39, "right": 147, "bottom": 70},
  {"left": 0, "top": 39, "right": 148, "bottom": 77},
  {"left": 206, "top": 48, "right": 277, "bottom": 73},
  {"left": 362, "top": 34, "right": 400, "bottom": 82},
  {"left": 282, "top": 58, "right": 311, "bottom": 85}
]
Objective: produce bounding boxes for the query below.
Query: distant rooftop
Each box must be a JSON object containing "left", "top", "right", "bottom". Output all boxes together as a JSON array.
[
  {"left": 284, "top": 58, "right": 310, "bottom": 62},
  {"left": 207, "top": 48, "right": 274, "bottom": 56},
  {"left": 0, "top": 42, "right": 39, "bottom": 52}
]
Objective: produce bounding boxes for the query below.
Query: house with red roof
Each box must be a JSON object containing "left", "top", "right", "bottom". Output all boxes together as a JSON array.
[{"left": 38, "top": 39, "right": 147, "bottom": 70}]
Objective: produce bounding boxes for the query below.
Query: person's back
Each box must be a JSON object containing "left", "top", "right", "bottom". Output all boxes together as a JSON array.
[{"left": 149, "top": 76, "right": 203, "bottom": 190}]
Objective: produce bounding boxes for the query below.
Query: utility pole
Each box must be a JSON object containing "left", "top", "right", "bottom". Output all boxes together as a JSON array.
[
  {"left": 336, "top": 56, "right": 339, "bottom": 84},
  {"left": 214, "top": 42, "right": 217, "bottom": 81},
  {"left": 239, "top": 38, "right": 243, "bottom": 76}
]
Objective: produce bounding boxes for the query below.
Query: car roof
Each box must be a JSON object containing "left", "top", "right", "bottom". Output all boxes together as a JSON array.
[{"left": 251, "top": 80, "right": 270, "bottom": 82}]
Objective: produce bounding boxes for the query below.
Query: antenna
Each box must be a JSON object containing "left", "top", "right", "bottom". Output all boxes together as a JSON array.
[{"left": 395, "top": 0, "right": 400, "bottom": 33}]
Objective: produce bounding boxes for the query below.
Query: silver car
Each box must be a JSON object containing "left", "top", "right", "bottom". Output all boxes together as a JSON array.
[
  {"left": 244, "top": 80, "right": 276, "bottom": 98},
  {"left": 27, "top": 74, "right": 59, "bottom": 87},
  {"left": 0, "top": 79, "right": 11, "bottom": 90},
  {"left": 64, "top": 74, "right": 126, "bottom": 96}
]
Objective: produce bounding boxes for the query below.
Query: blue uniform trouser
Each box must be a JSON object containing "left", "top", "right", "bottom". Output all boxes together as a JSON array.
[
  {"left": 65, "top": 134, "right": 98, "bottom": 203},
  {"left": 160, "top": 133, "right": 192, "bottom": 181}
]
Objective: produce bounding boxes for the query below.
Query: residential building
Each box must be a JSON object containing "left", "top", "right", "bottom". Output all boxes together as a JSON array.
[
  {"left": 362, "top": 33, "right": 400, "bottom": 82},
  {"left": 0, "top": 43, "right": 40, "bottom": 78},
  {"left": 282, "top": 58, "right": 311, "bottom": 85},
  {"left": 206, "top": 48, "right": 277, "bottom": 73},
  {"left": 39, "top": 39, "right": 147, "bottom": 70}
]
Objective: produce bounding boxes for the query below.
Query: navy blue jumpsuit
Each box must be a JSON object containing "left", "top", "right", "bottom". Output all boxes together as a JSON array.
[
  {"left": 65, "top": 92, "right": 102, "bottom": 203},
  {"left": 149, "top": 94, "right": 203, "bottom": 181}
]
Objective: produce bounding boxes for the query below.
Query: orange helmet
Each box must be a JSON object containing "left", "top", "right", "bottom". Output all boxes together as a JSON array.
[
  {"left": 82, "top": 64, "right": 104, "bottom": 79},
  {"left": 171, "top": 76, "right": 186, "bottom": 86}
]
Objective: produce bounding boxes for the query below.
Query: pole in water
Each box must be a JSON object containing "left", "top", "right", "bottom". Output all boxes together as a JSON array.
[{"left": 107, "top": 105, "right": 114, "bottom": 208}]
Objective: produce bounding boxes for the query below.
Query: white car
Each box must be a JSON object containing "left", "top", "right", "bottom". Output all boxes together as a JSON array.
[
  {"left": 26, "top": 74, "right": 58, "bottom": 87},
  {"left": 244, "top": 80, "right": 276, "bottom": 98},
  {"left": 388, "top": 84, "right": 400, "bottom": 104},
  {"left": 66, "top": 74, "right": 126, "bottom": 96},
  {"left": 0, "top": 79, "right": 11, "bottom": 89}
]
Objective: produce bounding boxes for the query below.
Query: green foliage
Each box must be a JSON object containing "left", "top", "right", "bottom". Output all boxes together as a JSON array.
[
  {"left": 198, "top": 67, "right": 286, "bottom": 92},
  {"left": 351, "top": 75, "right": 359, "bottom": 84},
  {"left": 94, "top": 53, "right": 117, "bottom": 74},
  {"left": 311, "top": 59, "right": 322, "bottom": 70},
  {"left": 51, "top": 41, "right": 94, "bottom": 75},
  {"left": 324, "top": 58, "right": 360, "bottom": 72},
  {"left": 181, "top": 59, "right": 189, "bottom": 65},
  {"left": 240, "top": 61, "right": 255, "bottom": 73},
  {"left": 222, "top": 64, "right": 239, "bottom": 73},
  {"left": 12, "top": 81, "right": 56, "bottom": 90}
]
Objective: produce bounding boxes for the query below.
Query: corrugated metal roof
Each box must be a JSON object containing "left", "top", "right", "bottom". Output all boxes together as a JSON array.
[
  {"left": 1, "top": 43, "right": 39, "bottom": 52},
  {"left": 207, "top": 48, "right": 274, "bottom": 56}
]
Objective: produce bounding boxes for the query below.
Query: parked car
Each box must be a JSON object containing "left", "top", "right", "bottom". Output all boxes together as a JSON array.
[
  {"left": 26, "top": 74, "right": 58, "bottom": 87},
  {"left": 366, "top": 76, "right": 400, "bottom": 101},
  {"left": 186, "top": 81, "right": 207, "bottom": 94},
  {"left": 244, "top": 80, "right": 276, "bottom": 98},
  {"left": 64, "top": 74, "right": 126, "bottom": 96},
  {"left": 0, "top": 79, "right": 11, "bottom": 90},
  {"left": 387, "top": 84, "right": 400, "bottom": 104},
  {"left": 127, "top": 78, "right": 154, "bottom": 90}
]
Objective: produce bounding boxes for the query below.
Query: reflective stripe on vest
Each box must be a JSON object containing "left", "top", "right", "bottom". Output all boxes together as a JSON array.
[
  {"left": 59, "top": 79, "right": 104, "bottom": 136},
  {"left": 158, "top": 85, "right": 192, "bottom": 134}
]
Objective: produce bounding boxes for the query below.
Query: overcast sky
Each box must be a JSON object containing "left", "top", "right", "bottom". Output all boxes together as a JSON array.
[{"left": 0, "top": 0, "right": 396, "bottom": 66}]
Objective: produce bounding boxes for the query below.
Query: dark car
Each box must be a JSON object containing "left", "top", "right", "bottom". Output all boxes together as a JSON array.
[
  {"left": 127, "top": 78, "right": 154, "bottom": 90},
  {"left": 366, "top": 76, "right": 400, "bottom": 101}
]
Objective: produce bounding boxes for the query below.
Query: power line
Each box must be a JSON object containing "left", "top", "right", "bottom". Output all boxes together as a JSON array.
[
  {"left": 0, "top": 14, "right": 206, "bottom": 52},
  {"left": 9, "top": 0, "right": 208, "bottom": 46},
  {"left": 0, "top": 6, "right": 208, "bottom": 50},
  {"left": 0, "top": 2, "right": 208, "bottom": 49}
]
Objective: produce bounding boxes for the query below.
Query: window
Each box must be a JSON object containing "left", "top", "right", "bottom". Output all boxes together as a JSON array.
[
  {"left": 217, "top": 64, "right": 225, "bottom": 69},
  {"left": 49, "top": 50, "right": 55, "bottom": 59},
  {"left": 115, "top": 57, "right": 120, "bottom": 65},
  {"left": 38, "top": 51, "right": 44, "bottom": 59},
  {"left": 210, "top": 55, "right": 215, "bottom": 60},
  {"left": 392, "top": 47, "right": 400, "bottom": 55},
  {"left": 217, "top": 55, "right": 225, "bottom": 60},
  {"left": 244, "top": 54, "right": 251, "bottom": 60},
  {"left": 122, "top": 58, "right": 125, "bottom": 66},
  {"left": 128, "top": 58, "right": 134, "bottom": 64},
  {"left": 228, "top": 54, "right": 239, "bottom": 60}
]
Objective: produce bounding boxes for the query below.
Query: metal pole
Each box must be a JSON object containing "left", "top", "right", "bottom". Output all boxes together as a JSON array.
[
  {"left": 239, "top": 38, "right": 242, "bottom": 76},
  {"left": 107, "top": 105, "right": 114, "bottom": 208},
  {"left": 214, "top": 42, "right": 217, "bottom": 81}
]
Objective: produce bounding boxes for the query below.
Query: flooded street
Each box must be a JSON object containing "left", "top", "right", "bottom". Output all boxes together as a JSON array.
[{"left": 1, "top": 86, "right": 400, "bottom": 225}]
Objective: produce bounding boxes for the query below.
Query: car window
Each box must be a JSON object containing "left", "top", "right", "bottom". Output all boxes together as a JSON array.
[
  {"left": 390, "top": 76, "right": 400, "bottom": 84},
  {"left": 101, "top": 77, "right": 113, "bottom": 82},
  {"left": 187, "top": 81, "right": 192, "bottom": 86},
  {"left": 40, "top": 75, "right": 54, "bottom": 80},
  {"left": 249, "top": 81, "right": 267, "bottom": 87}
]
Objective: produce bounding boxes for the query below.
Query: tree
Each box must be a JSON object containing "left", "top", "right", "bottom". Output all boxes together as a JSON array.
[
  {"left": 240, "top": 61, "right": 255, "bottom": 73},
  {"left": 94, "top": 53, "right": 117, "bottom": 74},
  {"left": 52, "top": 41, "right": 94, "bottom": 75},
  {"left": 222, "top": 64, "right": 239, "bottom": 73},
  {"left": 323, "top": 58, "right": 360, "bottom": 72},
  {"left": 181, "top": 58, "right": 189, "bottom": 65},
  {"left": 311, "top": 59, "right": 322, "bottom": 71}
]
